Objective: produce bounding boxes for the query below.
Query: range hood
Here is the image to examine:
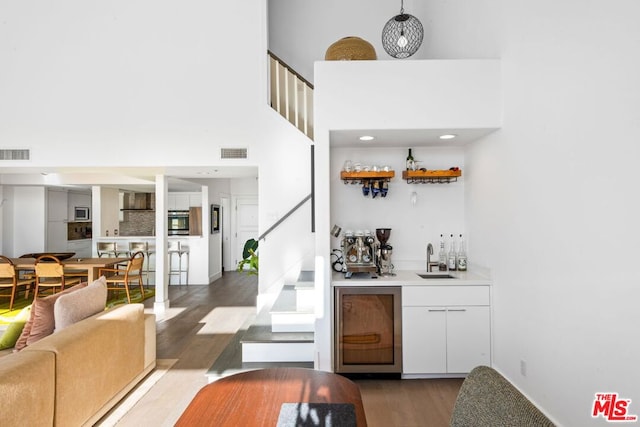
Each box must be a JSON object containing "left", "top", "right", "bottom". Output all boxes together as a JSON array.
[{"left": 121, "top": 192, "right": 154, "bottom": 211}]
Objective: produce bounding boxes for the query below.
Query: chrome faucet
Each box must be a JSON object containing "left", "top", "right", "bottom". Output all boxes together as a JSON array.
[
  {"left": 426, "top": 243, "right": 439, "bottom": 272},
  {"left": 426, "top": 243, "right": 434, "bottom": 272}
]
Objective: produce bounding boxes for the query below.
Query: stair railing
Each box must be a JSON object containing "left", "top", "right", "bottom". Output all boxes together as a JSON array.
[{"left": 268, "top": 50, "right": 314, "bottom": 140}]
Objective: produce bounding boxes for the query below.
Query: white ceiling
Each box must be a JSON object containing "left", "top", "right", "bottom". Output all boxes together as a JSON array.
[
  {"left": 0, "top": 166, "right": 258, "bottom": 192},
  {"left": 330, "top": 128, "right": 499, "bottom": 148}
]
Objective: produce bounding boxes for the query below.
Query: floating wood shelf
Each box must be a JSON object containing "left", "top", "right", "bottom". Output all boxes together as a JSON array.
[
  {"left": 340, "top": 171, "right": 395, "bottom": 181},
  {"left": 402, "top": 169, "right": 462, "bottom": 184}
]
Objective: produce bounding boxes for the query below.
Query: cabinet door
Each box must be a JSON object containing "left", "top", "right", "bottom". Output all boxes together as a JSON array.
[
  {"left": 48, "top": 190, "right": 68, "bottom": 222},
  {"left": 168, "top": 193, "right": 189, "bottom": 210},
  {"left": 446, "top": 306, "right": 491, "bottom": 373},
  {"left": 46, "top": 221, "right": 67, "bottom": 251},
  {"left": 402, "top": 306, "right": 447, "bottom": 374},
  {"left": 189, "top": 193, "right": 201, "bottom": 207}
]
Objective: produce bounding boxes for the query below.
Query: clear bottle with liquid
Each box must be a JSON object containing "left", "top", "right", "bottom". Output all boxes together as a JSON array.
[
  {"left": 457, "top": 234, "right": 467, "bottom": 271},
  {"left": 447, "top": 234, "right": 457, "bottom": 271},
  {"left": 438, "top": 234, "right": 447, "bottom": 271},
  {"left": 406, "top": 148, "right": 414, "bottom": 171}
]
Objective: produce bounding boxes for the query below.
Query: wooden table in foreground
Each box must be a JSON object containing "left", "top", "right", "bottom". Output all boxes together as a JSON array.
[
  {"left": 175, "top": 368, "right": 368, "bottom": 427},
  {"left": 12, "top": 257, "right": 129, "bottom": 283}
]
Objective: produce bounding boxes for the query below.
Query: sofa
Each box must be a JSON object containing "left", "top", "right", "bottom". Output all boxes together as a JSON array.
[
  {"left": 0, "top": 303, "right": 156, "bottom": 426},
  {"left": 450, "top": 365, "right": 555, "bottom": 427}
]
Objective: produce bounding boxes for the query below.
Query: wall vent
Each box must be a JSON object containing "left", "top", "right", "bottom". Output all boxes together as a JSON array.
[
  {"left": 0, "top": 149, "right": 30, "bottom": 160},
  {"left": 220, "top": 148, "right": 248, "bottom": 159}
]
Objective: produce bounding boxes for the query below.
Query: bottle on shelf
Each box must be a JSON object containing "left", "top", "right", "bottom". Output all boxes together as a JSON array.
[
  {"left": 406, "top": 148, "right": 415, "bottom": 171},
  {"left": 447, "top": 234, "right": 457, "bottom": 271},
  {"left": 457, "top": 234, "right": 467, "bottom": 271},
  {"left": 438, "top": 234, "right": 447, "bottom": 271}
]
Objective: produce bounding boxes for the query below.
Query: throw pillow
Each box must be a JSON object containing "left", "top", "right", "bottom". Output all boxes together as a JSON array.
[
  {"left": 54, "top": 276, "right": 108, "bottom": 331},
  {"left": 15, "top": 282, "right": 87, "bottom": 350},
  {"left": 0, "top": 305, "right": 32, "bottom": 350}
]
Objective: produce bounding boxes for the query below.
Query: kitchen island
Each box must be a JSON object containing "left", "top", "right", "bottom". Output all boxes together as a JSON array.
[
  {"left": 332, "top": 269, "right": 492, "bottom": 379},
  {"left": 93, "top": 236, "right": 210, "bottom": 285}
]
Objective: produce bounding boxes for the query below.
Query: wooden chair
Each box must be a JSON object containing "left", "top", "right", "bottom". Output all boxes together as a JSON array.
[
  {"left": 99, "top": 251, "right": 145, "bottom": 303},
  {"left": 34, "top": 255, "right": 82, "bottom": 299},
  {"left": 0, "top": 256, "right": 35, "bottom": 310}
]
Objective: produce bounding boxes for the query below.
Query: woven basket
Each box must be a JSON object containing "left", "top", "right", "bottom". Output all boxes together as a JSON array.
[{"left": 325, "top": 37, "right": 377, "bottom": 60}]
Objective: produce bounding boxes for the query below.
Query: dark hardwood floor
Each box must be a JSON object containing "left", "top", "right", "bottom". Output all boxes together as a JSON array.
[{"left": 106, "top": 272, "right": 462, "bottom": 426}]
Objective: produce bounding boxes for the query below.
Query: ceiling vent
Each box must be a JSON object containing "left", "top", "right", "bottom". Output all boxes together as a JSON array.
[
  {"left": 0, "top": 149, "right": 30, "bottom": 160},
  {"left": 220, "top": 148, "right": 248, "bottom": 159}
]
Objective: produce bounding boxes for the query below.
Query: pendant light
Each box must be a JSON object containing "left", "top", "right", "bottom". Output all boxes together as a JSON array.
[{"left": 381, "top": 0, "right": 424, "bottom": 59}]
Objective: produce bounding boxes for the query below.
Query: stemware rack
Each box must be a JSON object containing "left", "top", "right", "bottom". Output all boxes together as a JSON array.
[{"left": 402, "top": 169, "right": 462, "bottom": 184}]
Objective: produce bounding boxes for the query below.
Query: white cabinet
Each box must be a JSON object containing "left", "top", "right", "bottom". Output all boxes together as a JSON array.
[
  {"left": 168, "top": 192, "right": 201, "bottom": 210},
  {"left": 168, "top": 193, "right": 190, "bottom": 210},
  {"left": 47, "top": 189, "right": 68, "bottom": 222},
  {"left": 189, "top": 193, "right": 201, "bottom": 207},
  {"left": 402, "top": 285, "right": 491, "bottom": 375},
  {"left": 67, "top": 240, "right": 92, "bottom": 258}
]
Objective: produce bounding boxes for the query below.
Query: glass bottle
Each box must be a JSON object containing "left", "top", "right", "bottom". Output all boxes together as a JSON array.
[
  {"left": 438, "top": 234, "right": 447, "bottom": 271},
  {"left": 447, "top": 234, "right": 457, "bottom": 271},
  {"left": 406, "top": 148, "right": 414, "bottom": 171},
  {"left": 457, "top": 234, "right": 467, "bottom": 271}
]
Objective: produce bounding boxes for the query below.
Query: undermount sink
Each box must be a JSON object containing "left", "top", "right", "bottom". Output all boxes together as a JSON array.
[{"left": 417, "top": 273, "right": 456, "bottom": 279}]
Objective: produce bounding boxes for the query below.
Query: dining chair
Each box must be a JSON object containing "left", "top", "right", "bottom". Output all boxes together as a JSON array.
[
  {"left": 97, "top": 242, "right": 124, "bottom": 258},
  {"left": 99, "top": 251, "right": 145, "bottom": 303},
  {"left": 128, "top": 241, "right": 154, "bottom": 287},
  {"left": 0, "top": 255, "right": 35, "bottom": 310},
  {"left": 34, "top": 255, "right": 83, "bottom": 299}
]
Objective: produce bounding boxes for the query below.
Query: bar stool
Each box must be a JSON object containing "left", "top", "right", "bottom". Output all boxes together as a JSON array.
[
  {"left": 168, "top": 241, "right": 189, "bottom": 285},
  {"left": 97, "top": 242, "right": 125, "bottom": 258},
  {"left": 129, "top": 241, "right": 154, "bottom": 287}
]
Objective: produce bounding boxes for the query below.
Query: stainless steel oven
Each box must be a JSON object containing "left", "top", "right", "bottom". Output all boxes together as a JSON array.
[
  {"left": 334, "top": 286, "right": 402, "bottom": 374},
  {"left": 168, "top": 210, "right": 190, "bottom": 235}
]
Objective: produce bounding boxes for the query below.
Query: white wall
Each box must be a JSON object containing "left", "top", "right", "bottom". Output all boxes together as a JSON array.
[
  {"left": 2, "top": 186, "right": 47, "bottom": 257},
  {"left": 268, "top": 0, "right": 501, "bottom": 83},
  {"left": 0, "top": 1, "right": 314, "bottom": 298},
  {"left": 433, "top": 1, "right": 640, "bottom": 425},
  {"left": 331, "top": 146, "right": 464, "bottom": 271}
]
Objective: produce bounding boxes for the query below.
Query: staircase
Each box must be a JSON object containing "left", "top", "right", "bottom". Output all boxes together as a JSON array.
[{"left": 206, "top": 271, "right": 316, "bottom": 382}]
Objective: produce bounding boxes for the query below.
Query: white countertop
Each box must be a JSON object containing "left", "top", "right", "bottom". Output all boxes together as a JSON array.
[{"left": 331, "top": 269, "right": 491, "bottom": 286}]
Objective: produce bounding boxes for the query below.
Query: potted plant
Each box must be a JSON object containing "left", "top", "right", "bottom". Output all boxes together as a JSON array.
[{"left": 237, "top": 238, "right": 258, "bottom": 275}]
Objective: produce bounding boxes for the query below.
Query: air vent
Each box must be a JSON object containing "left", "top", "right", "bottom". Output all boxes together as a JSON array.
[
  {"left": 220, "top": 148, "right": 248, "bottom": 159},
  {"left": 0, "top": 149, "right": 30, "bottom": 160}
]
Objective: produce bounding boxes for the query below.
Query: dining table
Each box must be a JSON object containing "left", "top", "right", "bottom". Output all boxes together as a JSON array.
[
  {"left": 175, "top": 367, "right": 368, "bottom": 426},
  {"left": 11, "top": 257, "right": 130, "bottom": 283}
]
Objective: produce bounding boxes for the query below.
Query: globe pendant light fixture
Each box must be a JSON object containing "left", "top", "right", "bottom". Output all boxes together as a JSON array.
[{"left": 382, "top": 0, "right": 424, "bottom": 59}]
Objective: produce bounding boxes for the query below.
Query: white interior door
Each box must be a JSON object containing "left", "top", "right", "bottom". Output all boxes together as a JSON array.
[
  {"left": 221, "top": 196, "right": 231, "bottom": 271},
  {"left": 234, "top": 196, "right": 259, "bottom": 267}
]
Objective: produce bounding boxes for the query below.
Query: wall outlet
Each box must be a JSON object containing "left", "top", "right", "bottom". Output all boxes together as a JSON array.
[{"left": 520, "top": 359, "right": 527, "bottom": 376}]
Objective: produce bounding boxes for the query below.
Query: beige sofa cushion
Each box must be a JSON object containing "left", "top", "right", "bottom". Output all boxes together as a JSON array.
[
  {"left": 54, "top": 276, "right": 108, "bottom": 331},
  {"left": 0, "top": 350, "right": 55, "bottom": 426}
]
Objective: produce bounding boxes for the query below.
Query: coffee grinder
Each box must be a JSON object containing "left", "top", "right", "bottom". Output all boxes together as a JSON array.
[{"left": 376, "top": 228, "right": 394, "bottom": 276}]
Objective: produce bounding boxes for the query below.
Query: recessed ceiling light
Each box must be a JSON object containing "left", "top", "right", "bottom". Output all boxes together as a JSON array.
[
  {"left": 439, "top": 134, "right": 457, "bottom": 140},
  {"left": 359, "top": 135, "right": 375, "bottom": 141}
]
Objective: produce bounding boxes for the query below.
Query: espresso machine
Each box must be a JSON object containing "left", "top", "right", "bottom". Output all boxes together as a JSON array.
[
  {"left": 376, "top": 228, "right": 394, "bottom": 276},
  {"left": 342, "top": 230, "right": 378, "bottom": 278}
]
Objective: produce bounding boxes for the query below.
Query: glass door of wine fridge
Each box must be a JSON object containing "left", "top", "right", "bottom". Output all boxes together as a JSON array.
[{"left": 334, "top": 286, "right": 402, "bottom": 373}]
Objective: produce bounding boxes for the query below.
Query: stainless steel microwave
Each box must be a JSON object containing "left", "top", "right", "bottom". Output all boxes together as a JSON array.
[{"left": 74, "top": 206, "right": 90, "bottom": 221}]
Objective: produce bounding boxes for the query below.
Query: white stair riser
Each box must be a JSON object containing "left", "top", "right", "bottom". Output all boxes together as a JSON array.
[
  {"left": 296, "top": 288, "right": 315, "bottom": 310},
  {"left": 242, "top": 342, "right": 314, "bottom": 362},
  {"left": 271, "top": 313, "right": 315, "bottom": 332}
]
